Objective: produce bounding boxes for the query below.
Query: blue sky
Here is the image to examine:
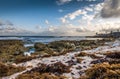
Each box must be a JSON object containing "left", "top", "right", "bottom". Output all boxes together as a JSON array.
[
  {"left": 0, "top": 0, "right": 120, "bottom": 36},
  {"left": 0, "top": 0, "right": 103, "bottom": 29}
]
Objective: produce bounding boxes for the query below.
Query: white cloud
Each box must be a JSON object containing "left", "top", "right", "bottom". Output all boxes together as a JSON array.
[
  {"left": 0, "top": 19, "right": 14, "bottom": 26},
  {"left": 56, "top": 0, "right": 72, "bottom": 5},
  {"left": 45, "top": 20, "right": 49, "bottom": 25},
  {"left": 48, "top": 26, "right": 56, "bottom": 32},
  {"left": 38, "top": 24, "right": 95, "bottom": 36},
  {"left": 0, "top": 19, "right": 34, "bottom": 35},
  {"left": 85, "top": 7, "right": 93, "bottom": 12},
  {"left": 0, "top": 20, "right": 5, "bottom": 26},
  {"left": 60, "top": 9, "right": 87, "bottom": 23},
  {"left": 101, "top": 0, "right": 120, "bottom": 18},
  {"left": 2, "top": 0, "right": 120, "bottom": 36},
  {"left": 60, "top": 17, "right": 69, "bottom": 23},
  {"left": 0, "top": 26, "right": 34, "bottom": 36},
  {"left": 77, "top": 0, "right": 97, "bottom": 2},
  {"left": 77, "top": 0, "right": 82, "bottom": 2},
  {"left": 58, "top": 1, "right": 120, "bottom": 35},
  {"left": 36, "top": 25, "right": 42, "bottom": 30},
  {"left": 37, "top": 0, "right": 120, "bottom": 36},
  {"left": 58, "top": 9, "right": 64, "bottom": 12},
  {"left": 56, "top": 0, "right": 97, "bottom": 5},
  {"left": 60, "top": 1, "right": 103, "bottom": 23},
  {"left": 68, "top": 10, "right": 87, "bottom": 20}
]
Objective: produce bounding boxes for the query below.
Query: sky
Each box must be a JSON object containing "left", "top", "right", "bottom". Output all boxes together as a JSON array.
[{"left": 0, "top": 0, "right": 120, "bottom": 36}]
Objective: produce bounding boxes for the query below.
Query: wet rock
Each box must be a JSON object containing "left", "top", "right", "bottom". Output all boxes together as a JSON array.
[
  {"left": 76, "top": 66, "right": 82, "bottom": 70},
  {"left": 106, "top": 52, "right": 120, "bottom": 59},
  {"left": 83, "top": 66, "right": 87, "bottom": 68},
  {"left": 35, "top": 62, "right": 71, "bottom": 74},
  {"left": 91, "top": 58, "right": 108, "bottom": 64},
  {"left": 79, "top": 62, "right": 120, "bottom": 79},
  {"left": 0, "top": 40, "right": 26, "bottom": 63},
  {"left": 71, "top": 72, "right": 75, "bottom": 75},
  {"left": 75, "top": 52, "right": 88, "bottom": 57},
  {"left": 76, "top": 58, "right": 84, "bottom": 63},
  {"left": 47, "top": 41, "right": 76, "bottom": 53},
  {"left": 34, "top": 43, "right": 47, "bottom": 51},
  {"left": 0, "top": 62, "right": 25, "bottom": 77},
  {"left": 78, "top": 71, "right": 84, "bottom": 75},
  {"left": 16, "top": 72, "right": 66, "bottom": 79},
  {"left": 66, "top": 60, "right": 77, "bottom": 66}
]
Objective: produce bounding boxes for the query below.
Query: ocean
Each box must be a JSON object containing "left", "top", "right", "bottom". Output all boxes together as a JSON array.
[{"left": 0, "top": 36, "right": 101, "bottom": 44}]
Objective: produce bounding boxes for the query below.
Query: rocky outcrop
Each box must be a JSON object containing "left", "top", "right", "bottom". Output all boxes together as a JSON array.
[
  {"left": 16, "top": 62, "right": 70, "bottom": 79},
  {"left": 0, "top": 62, "right": 25, "bottom": 77},
  {"left": 0, "top": 40, "right": 26, "bottom": 63}
]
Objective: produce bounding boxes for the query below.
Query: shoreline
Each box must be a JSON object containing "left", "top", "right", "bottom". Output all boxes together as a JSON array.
[{"left": 0, "top": 38, "right": 119, "bottom": 79}]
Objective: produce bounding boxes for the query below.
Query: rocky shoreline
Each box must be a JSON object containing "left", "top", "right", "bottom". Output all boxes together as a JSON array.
[{"left": 0, "top": 38, "right": 120, "bottom": 79}]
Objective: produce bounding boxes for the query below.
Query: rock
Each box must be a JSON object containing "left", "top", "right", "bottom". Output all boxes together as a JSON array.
[
  {"left": 76, "top": 66, "right": 82, "bottom": 70},
  {"left": 106, "top": 52, "right": 120, "bottom": 59},
  {"left": 34, "top": 43, "right": 47, "bottom": 51},
  {"left": 24, "top": 52, "right": 31, "bottom": 56},
  {"left": 33, "top": 62, "right": 71, "bottom": 74},
  {"left": 91, "top": 58, "right": 108, "bottom": 64},
  {"left": 66, "top": 60, "right": 77, "bottom": 66}
]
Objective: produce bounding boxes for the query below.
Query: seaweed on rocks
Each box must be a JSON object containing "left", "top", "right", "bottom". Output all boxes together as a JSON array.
[
  {"left": 0, "top": 40, "right": 26, "bottom": 63},
  {"left": 106, "top": 52, "right": 120, "bottom": 59},
  {"left": 16, "top": 62, "right": 70, "bottom": 79},
  {"left": 35, "top": 62, "right": 71, "bottom": 74},
  {"left": 16, "top": 72, "right": 66, "bottom": 79},
  {"left": 0, "top": 62, "right": 25, "bottom": 77},
  {"left": 79, "top": 62, "right": 120, "bottom": 79}
]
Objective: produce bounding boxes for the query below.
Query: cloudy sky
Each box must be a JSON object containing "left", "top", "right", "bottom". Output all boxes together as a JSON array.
[{"left": 0, "top": 0, "right": 120, "bottom": 36}]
